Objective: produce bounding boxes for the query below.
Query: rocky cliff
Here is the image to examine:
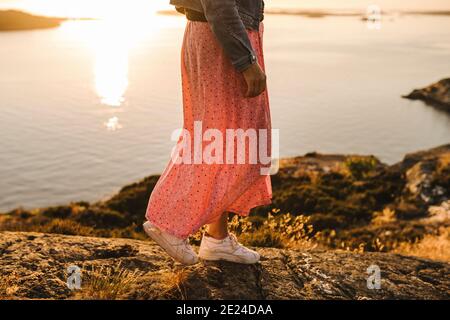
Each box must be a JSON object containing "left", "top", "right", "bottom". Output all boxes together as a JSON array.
[
  {"left": 404, "top": 78, "right": 450, "bottom": 113},
  {"left": 0, "top": 231, "right": 448, "bottom": 300},
  {"left": 1, "top": 145, "right": 449, "bottom": 300},
  {"left": 2, "top": 144, "right": 448, "bottom": 254}
]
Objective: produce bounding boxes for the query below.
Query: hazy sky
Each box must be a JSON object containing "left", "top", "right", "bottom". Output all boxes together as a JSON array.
[
  {"left": 1, "top": 0, "right": 450, "bottom": 17},
  {"left": 273, "top": 0, "right": 450, "bottom": 10}
]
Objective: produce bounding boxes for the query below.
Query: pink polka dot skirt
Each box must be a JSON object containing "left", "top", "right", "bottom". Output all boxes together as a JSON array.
[{"left": 145, "top": 21, "right": 272, "bottom": 239}]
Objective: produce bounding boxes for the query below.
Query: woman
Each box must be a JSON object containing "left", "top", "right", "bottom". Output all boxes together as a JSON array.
[{"left": 143, "top": 0, "right": 272, "bottom": 265}]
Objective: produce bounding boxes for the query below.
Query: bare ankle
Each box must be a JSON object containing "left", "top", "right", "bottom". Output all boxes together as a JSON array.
[{"left": 206, "top": 212, "right": 229, "bottom": 240}]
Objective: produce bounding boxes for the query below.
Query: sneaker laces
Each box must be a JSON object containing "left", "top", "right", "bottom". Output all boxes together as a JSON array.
[
  {"left": 228, "top": 233, "right": 241, "bottom": 251},
  {"left": 228, "top": 233, "right": 255, "bottom": 256},
  {"left": 170, "top": 237, "right": 190, "bottom": 248}
]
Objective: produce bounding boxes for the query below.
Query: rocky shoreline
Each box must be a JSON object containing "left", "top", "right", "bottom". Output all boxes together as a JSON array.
[
  {"left": 1, "top": 144, "right": 449, "bottom": 253},
  {"left": 403, "top": 78, "right": 450, "bottom": 113},
  {"left": 0, "top": 144, "right": 449, "bottom": 299}
]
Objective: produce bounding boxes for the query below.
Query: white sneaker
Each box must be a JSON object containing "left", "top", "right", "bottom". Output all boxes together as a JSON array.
[
  {"left": 198, "top": 233, "right": 260, "bottom": 264},
  {"left": 143, "top": 221, "right": 199, "bottom": 265}
]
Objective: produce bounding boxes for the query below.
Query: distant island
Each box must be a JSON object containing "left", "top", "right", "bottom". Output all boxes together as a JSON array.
[
  {"left": 0, "top": 10, "right": 65, "bottom": 31},
  {"left": 156, "top": 9, "right": 362, "bottom": 18},
  {"left": 157, "top": 8, "right": 450, "bottom": 19}
]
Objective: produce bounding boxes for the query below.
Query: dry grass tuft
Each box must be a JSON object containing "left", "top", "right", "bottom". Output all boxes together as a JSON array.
[
  {"left": 153, "top": 269, "right": 189, "bottom": 300},
  {"left": 125, "top": 268, "right": 190, "bottom": 300},
  {"left": 73, "top": 262, "right": 142, "bottom": 300},
  {"left": 71, "top": 263, "right": 190, "bottom": 300},
  {"left": 229, "top": 209, "right": 317, "bottom": 250},
  {"left": 393, "top": 227, "right": 450, "bottom": 262},
  {"left": 38, "top": 219, "right": 96, "bottom": 236},
  {"left": 371, "top": 208, "right": 397, "bottom": 225}
]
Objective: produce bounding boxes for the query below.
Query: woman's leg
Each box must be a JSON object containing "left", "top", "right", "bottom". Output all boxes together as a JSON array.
[{"left": 206, "top": 212, "right": 229, "bottom": 239}]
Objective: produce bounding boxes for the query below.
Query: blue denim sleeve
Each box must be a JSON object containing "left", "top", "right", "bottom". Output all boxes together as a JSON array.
[{"left": 199, "top": 0, "right": 257, "bottom": 72}]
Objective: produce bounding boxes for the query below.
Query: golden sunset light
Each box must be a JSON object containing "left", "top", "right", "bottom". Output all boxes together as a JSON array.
[
  {"left": 0, "top": 0, "right": 169, "bottom": 19},
  {"left": 2, "top": 0, "right": 450, "bottom": 19},
  {"left": 0, "top": 0, "right": 449, "bottom": 304}
]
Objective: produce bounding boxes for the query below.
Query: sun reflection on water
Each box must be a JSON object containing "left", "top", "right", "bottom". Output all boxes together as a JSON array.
[
  {"left": 92, "top": 22, "right": 130, "bottom": 107},
  {"left": 104, "top": 116, "right": 123, "bottom": 131},
  {"left": 59, "top": 9, "right": 174, "bottom": 130}
]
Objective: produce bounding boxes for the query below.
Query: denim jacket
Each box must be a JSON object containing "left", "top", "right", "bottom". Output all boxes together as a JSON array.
[{"left": 169, "top": 0, "right": 264, "bottom": 72}]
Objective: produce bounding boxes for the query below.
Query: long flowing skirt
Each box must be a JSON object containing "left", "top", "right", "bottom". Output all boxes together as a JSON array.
[{"left": 145, "top": 21, "right": 272, "bottom": 239}]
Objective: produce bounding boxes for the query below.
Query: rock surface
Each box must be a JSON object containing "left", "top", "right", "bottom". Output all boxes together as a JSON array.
[
  {"left": 403, "top": 78, "right": 450, "bottom": 112},
  {"left": 0, "top": 231, "right": 448, "bottom": 300}
]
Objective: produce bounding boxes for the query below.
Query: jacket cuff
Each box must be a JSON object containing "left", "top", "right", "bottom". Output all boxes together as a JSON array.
[{"left": 233, "top": 52, "right": 258, "bottom": 72}]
